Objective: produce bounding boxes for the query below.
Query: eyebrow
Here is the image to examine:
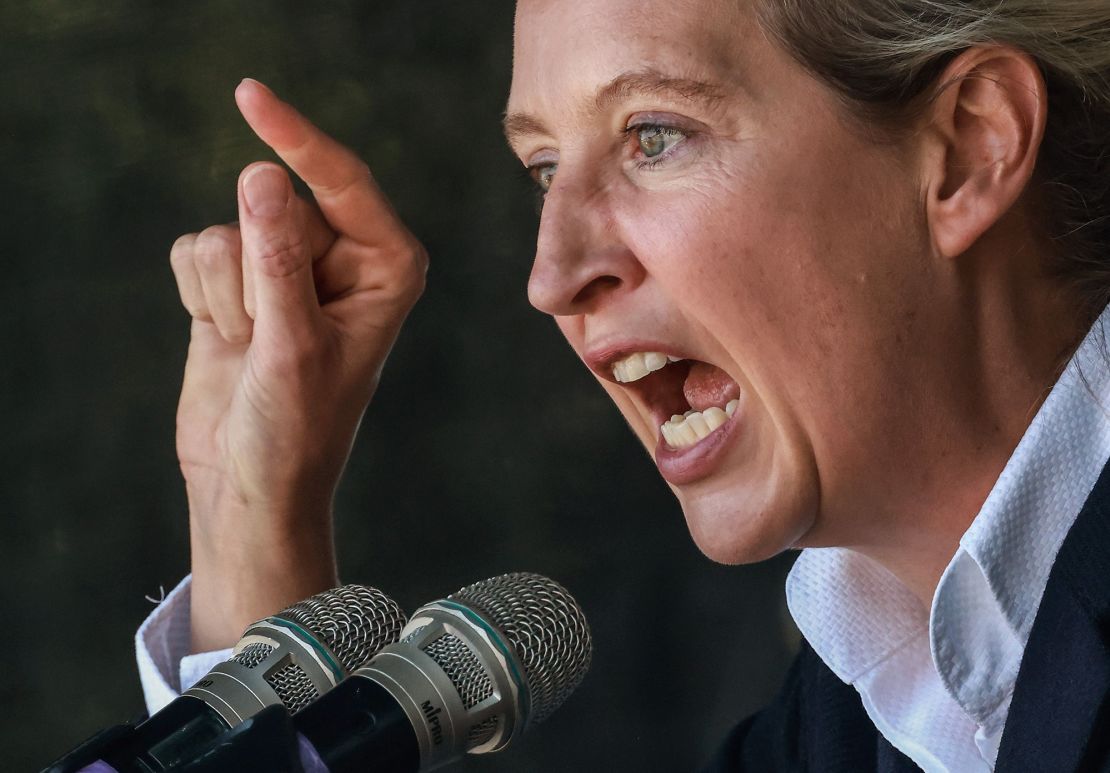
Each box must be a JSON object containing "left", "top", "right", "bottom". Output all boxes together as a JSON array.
[
  {"left": 502, "top": 69, "right": 727, "bottom": 148},
  {"left": 502, "top": 112, "right": 552, "bottom": 147},
  {"left": 594, "top": 70, "right": 726, "bottom": 112}
]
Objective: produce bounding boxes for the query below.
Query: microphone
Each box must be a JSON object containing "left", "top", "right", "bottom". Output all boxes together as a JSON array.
[
  {"left": 181, "top": 584, "right": 405, "bottom": 723},
  {"left": 275, "top": 572, "right": 591, "bottom": 772},
  {"left": 45, "top": 584, "right": 405, "bottom": 773}
]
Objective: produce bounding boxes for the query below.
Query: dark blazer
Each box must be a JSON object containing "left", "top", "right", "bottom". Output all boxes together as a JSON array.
[{"left": 702, "top": 459, "right": 1110, "bottom": 773}]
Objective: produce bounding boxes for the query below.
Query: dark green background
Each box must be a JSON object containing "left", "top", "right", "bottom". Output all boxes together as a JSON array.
[{"left": 0, "top": 2, "right": 797, "bottom": 769}]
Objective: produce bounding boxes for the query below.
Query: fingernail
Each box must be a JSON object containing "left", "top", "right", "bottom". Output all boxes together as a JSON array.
[
  {"left": 243, "top": 165, "right": 289, "bottom": 217},
  {"left": 240, "top": 77, "right": 273, "bottom": 95}
]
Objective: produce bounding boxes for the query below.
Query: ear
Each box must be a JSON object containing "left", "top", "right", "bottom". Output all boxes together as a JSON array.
[{"left": 921, "top": 46, "right": 1047, "bottom": 259}]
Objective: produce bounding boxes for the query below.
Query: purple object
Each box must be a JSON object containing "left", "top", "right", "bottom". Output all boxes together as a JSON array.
[
  {"left": 297, "top": 733, "right": 330, "bottom": 773},
  {"left": 78, "top": 763, "right": 119, "bottom": 773}
]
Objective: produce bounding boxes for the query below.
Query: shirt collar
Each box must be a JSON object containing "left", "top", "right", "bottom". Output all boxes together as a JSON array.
[
  {"left": 787, "top": 547, "right": 924, "bottom": 684},
  {"left": 787, "top": 309, "right": 1110, "bottom": 722},
  {"left": 932, "top": 312, "right": 1110, "bottom": 727}
]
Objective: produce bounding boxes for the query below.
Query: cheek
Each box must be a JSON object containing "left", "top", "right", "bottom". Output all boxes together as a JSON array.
[
  {"left": 624, "top": 136, "right": 923, "bottom": 403},
  {"left": 614, "top": 135, "right": 925, "bottom": 553}
]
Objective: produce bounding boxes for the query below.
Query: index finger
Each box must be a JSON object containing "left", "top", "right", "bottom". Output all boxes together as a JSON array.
[{"left": 234, "top": 78, "right": 408, "bottom": 248}]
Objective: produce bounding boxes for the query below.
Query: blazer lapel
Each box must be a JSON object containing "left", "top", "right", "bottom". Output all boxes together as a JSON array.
[{"left": 995, "top": 459, "right": 1110, "bottom": 772}]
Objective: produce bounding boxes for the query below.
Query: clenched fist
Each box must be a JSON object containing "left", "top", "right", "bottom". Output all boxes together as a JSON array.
[{"left": 169, "top": 79, "right": 426, "bottom": 650}]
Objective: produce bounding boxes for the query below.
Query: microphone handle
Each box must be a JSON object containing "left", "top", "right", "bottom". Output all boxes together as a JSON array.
[
  {"left": 43, "top": 698, "right": 229, "bottom": 773},
  {"left": 176, "top": 677, "right": 420, "bottom": 773},
  {"left": 98, "top": 696, "right": 230, "bottom": 772},
  {"left": 41, "top": 722, "right": 139, "bottom": 773},
  {"left": 47, "top": 673, "right": 420, "bottom": 773},
  {"left": 175, "top": 704, "right": 309, "bottom": 772},
  {"left": 293, "top": 675, "right": 421, "bottom": 773}
]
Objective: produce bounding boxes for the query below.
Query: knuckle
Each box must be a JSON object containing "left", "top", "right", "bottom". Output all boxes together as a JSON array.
[
  {"left": 347, "top": 159, "right": 373, "bottom": 186},
  {"left": 406, "top": 264, "right": 428, "bottom": 302},
  {"left": 409, "top": 241, "right": 430, "bottom": 277},
  {"left": 187, "top": 302, "right": 213, "bottom": 322},
  {"left": 253, "top": 230, "right": 309, "bottom": 278},
  {"left": 193, "top": 226, "right": 242, "bottom": 272},
  {"left": 365, "top": 240, "right": 428, "bottom": 307},
  {"left": 223, "top": 327, "right": 253, "bottom": 345},
  {"left": 169, "top": 233, "right": 198, "bottom": 269},
  {"left": 315, "top": 156, "right": 372, "bottom": 201},
  {"left": 394, "top": 242, "right": 429, "bottom": 301}
]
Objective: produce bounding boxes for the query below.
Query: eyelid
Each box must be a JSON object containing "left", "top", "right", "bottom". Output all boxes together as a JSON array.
[
  {"left": 623, "top": 111, "right": 703, "bottom": 133},
  {"left": 524, "top": 148, "right": 559, "bottom": 169}
]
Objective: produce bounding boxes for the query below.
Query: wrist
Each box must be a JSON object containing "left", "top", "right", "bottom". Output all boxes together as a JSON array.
[{"left": 186, "top": 493, "right": 339, "bottom": 652}]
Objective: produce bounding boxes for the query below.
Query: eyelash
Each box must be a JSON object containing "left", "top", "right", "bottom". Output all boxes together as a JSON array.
[
  {"left": 522, "top": 121, "right": 691, "bottom": 203},
  {"left": 622, "top": 122, "right": 689, "bottom": 169}
]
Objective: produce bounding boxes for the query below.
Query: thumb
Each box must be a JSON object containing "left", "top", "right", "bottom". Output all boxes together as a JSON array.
[{"left": 237, "top": 162, "right": 322, "bottom": 342}]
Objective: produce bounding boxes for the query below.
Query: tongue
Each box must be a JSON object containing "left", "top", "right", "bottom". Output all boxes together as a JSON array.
[{"left": 684, "top": 362, "right": 741, "bottom": 412}]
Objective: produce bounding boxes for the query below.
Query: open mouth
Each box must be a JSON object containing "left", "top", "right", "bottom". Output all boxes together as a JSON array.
[{"left": 607, "top": 351, "right": 742, "bottom": 450}]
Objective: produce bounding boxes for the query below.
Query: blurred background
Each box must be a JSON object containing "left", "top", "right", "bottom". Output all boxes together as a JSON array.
[{"left": 0, "top": 1, "right": 798, "bottom": 769}]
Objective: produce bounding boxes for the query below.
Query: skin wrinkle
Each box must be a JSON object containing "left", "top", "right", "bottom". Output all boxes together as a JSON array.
[
  {"left": 504, "top": 71, "right": 739, "bottom": 161},
  {"left": 593, "top": 71, "right": 728, "bottom": 113},
  {"left": 509, "top": 0, "right": 1086, "bottom": 608}
]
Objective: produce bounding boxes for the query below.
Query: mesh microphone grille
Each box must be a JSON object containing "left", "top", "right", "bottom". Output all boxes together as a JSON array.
[
  {"left": 449, "top": 572, "right": 592, "bottom": 724},
  {"left": 468, "top": 716, "right": 499, "bottom": 747},
  {"left": 231, "top": 642, "right": 274, "bottom": 669},
  {"left": 265, "top": 662, "right": 320, "bottom": 713},
  {"left": 275, "top": 584, "right": 406, "bottom": 672},
  {"left": 423, "top": 633, "right": 495, "bottom": 709}
]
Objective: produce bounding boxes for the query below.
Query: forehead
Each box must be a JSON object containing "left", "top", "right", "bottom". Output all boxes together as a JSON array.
[{"left": 508, "top": 0, "right": 757, "bottom": 118}]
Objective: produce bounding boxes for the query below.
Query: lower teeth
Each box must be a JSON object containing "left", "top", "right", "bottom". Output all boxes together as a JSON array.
[{"left": 660, "top": 399, "right": 739, "bottom": 448}]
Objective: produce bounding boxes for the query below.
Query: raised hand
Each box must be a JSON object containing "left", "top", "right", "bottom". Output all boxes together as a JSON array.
[{"left": 169, "top": 79, "right": 426, "bottom": 650}]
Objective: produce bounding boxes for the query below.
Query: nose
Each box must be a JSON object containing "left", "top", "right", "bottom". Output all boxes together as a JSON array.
[{"left": 526, "top": 173, "right": 645, "bottom": 317}]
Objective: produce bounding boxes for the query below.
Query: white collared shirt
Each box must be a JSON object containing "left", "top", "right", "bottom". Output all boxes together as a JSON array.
[
  {"left": 787, "top": 311, "right": 1110, "bottom": 771},
  {"left": 136, "top": 575, "right": 231, "bottom": 713},
  {"left": 136, "top": 315, "right": 1110, "bottom": 768}
]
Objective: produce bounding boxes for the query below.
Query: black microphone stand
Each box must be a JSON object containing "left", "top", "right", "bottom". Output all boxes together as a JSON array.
[{"left": 42, "top": 705, "right": 307, "bottom": 773}]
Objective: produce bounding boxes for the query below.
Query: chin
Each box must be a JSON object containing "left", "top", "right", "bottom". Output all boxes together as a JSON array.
[{"left": 677, "top": 477, "right": 817, "bottom": 566}]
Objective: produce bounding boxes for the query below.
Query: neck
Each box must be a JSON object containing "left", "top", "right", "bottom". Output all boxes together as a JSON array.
[{"left": 856, "top": 227, "right": 1089, "bottom": 610}]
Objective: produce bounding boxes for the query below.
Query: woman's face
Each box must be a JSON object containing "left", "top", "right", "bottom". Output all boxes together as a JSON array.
[{"left": 506, "top": 0, "right": 934, "bottom": 563}]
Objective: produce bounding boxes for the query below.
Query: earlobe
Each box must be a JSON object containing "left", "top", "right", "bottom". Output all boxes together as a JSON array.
[{"left": 923, "top": 47, "right": 1048, "bottom": 259}]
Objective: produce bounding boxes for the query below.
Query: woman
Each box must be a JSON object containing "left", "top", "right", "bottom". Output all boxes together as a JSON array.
[{"left": 144, "top": 0, "right": 1110, "bottom": 769}]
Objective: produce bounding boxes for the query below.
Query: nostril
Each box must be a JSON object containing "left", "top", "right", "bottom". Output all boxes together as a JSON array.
[{"left": 572, "top": 275, "right": 621, "bottom": 307}]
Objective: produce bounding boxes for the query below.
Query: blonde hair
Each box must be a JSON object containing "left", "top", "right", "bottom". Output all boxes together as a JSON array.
[{"left": 756, "top": 0, "right": 1110, "bottom": 316}]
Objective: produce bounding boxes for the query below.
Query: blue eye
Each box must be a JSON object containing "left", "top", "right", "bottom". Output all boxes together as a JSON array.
[
  {"left": 530, "top": 162, "right": 558, "bottom": 193},
  {"left": 635, "top": 125, "right": 685, "bottom": 158}
]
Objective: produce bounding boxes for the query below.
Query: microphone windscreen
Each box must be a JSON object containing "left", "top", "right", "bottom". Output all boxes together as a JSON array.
[
  {"left": 448, "top": 572, "right": 592, "bottom": 725},
  {"left": 291, "top": 573, "right": 592, "bottom": 771},
  {"left": 225, "top": 584, "right": 406, "bottom": 713},
  {"left": 275, "top": 584, "right": 407, "bottom": 673}
]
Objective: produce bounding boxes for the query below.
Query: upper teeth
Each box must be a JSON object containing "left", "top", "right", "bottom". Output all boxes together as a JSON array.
[{"left": 613, "top": 351, "right": 681, "bottom": 383}]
